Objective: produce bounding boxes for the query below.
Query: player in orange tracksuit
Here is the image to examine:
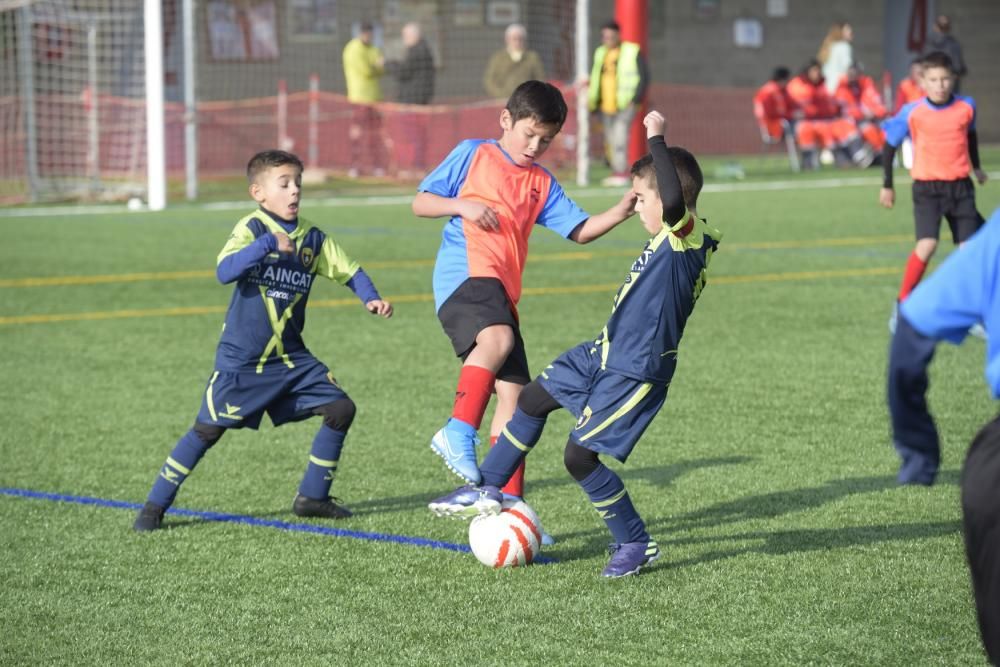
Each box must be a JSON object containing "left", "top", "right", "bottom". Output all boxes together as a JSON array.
[
  {"left": 835, "top": 64, "right": 888, "bottom": 153},
  {"left": 753, "top": 67, "right": 799, "bottom": 142},
  {"left": 894, "top": 58, "right": 925, "bottom": 114},
  {"left": 787, "top": 60, "right": 872, "bottom": 169}
]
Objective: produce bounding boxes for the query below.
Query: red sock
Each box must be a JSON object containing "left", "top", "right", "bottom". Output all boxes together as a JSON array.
[
  {"left": 451, "top": 365, "right": 495, "bottom": 429},
  {"left": 490, "top": 435, "right": 526, "bottom": 497},
  {"left": 898, "top": 251, "right": 929, "bottom": 301}
]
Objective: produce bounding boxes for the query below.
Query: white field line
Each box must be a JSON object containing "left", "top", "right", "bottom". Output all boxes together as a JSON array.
[{"left": 8, "top": 172, "right": 994, "bottom": 219}]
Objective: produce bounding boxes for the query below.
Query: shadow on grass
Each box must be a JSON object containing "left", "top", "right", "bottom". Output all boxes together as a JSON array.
[
  {"left": 347, "top": 455, "right": 752, "bottom": 515},
  {"left": 550, "top": 471, "right": 962, "bottom": 567},
  {"left": 657, "top": 519, "right": 960, "bottom": 570},
  {"left": 154, "top": 456, "right": 753, "bottom": 531}
]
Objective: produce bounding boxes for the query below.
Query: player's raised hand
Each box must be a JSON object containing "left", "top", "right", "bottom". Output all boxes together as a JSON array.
[
  {"left": 366, "top": 299, "right": 393, "bottom": 318},
  {"left": 274, "top": 231, "right": 295, "bottom": 252},
  {"left": 879, "top": 187, "right": 895, "bottom": 209},
  {"left": 458, "top": 199, "right": 500, "bottom": 231},
  {"left": 643, "top": 111, "right": 666, "bottom": 138},
  {"left": 975, "top": 168, "right": 988, "bottom": 185}
]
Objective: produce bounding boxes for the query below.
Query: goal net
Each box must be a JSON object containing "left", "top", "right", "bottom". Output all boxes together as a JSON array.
[{"left": 1, "top": 0, "right": 147, "bottom": 204}]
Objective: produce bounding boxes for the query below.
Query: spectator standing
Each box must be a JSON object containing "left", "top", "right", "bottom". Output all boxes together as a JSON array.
[
  {"left": 482, "top": 24, "right": 546, "bottom": 100},
  {"left": 587, "top": 20, "right": 649, "bottom": 187},
  {"left": 389, "top": 22, "right": 435, "bottom": 175},
  {"left": 343, "top": 22, "right": 387, "bottom": 178},
  {"left": 924, "top": 14, "right": 968, "bottom": 94},
  {"left": 817, "top": 22, "right": 854, "bottom": 94}
]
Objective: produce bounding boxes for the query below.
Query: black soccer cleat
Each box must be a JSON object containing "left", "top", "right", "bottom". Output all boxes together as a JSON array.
[
  {"left": 292, "top": 494, "right": 353, "bottom": 519},
  {"left": 133, "top": 502, "right": 166, "bottom": 532}
]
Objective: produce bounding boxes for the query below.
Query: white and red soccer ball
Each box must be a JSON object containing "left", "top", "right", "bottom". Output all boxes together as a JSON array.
[{"left": 468, "top": 498, "right": 543, "bottom": 568}]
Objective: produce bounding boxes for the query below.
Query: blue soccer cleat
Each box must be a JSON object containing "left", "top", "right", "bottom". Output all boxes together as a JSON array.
[
  {"left": 430, "top": 418, "right": 481, "bottom": 484},
  {"left": 601, "top": 540, "right": 661, "bottom": 578},
  {"left": 428, "top": 484, "right": 502, "bottom": 519}
]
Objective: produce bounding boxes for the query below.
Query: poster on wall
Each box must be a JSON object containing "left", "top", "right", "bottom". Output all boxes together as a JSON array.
[
  {"left": 207, "top": 0, "right": 280, "bottom": 61},
  {"left": 486, "top": 1, "right": 520, "bottom": 27},
  {"left": 454, "top": 0, "right": 483, "bottom": 27},
  {"left": 289, "top": 0, "right": 337, "bottom": 41}
]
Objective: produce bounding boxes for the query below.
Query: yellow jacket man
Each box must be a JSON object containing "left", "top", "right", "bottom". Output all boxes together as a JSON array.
[
  {"left": 587, "top": 21, "right": 649, "bottom": 185},
  {"left": 343, "top": 23, "right": 384, "bottom": 103}
]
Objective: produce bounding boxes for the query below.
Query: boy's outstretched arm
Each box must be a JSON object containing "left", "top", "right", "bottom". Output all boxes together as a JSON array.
[
  {"left": 345, "top": 268, "right": 393, "bottom": 318},
  {"left": 644, "top": 110, "right": 687, "bottom": 224},
  {"left": 569, "top": 191, "right": 636, "bottom": 243},
  {"left": 412, "top": 191, "right": 500, "bottom": 231}
]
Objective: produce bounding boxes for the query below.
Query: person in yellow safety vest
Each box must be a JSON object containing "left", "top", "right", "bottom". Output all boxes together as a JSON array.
[
  {"left": 342, "top": 22, "right": 387, "bottom": 178},
  {"left": 587, "top": 20, "right": 649, "bottom": 186}
]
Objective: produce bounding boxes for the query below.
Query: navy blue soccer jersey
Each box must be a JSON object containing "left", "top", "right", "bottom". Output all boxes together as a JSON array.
[
  {"left": 214, "top": 209, "right": 361, "bottom": 373},
  {"left": 594, "top": 214, "right": 722, "bottom": 383}
]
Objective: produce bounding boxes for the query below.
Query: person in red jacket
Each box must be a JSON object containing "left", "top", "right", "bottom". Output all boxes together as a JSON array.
[
  {"left": 787, "top": 60, "right": 872, "bottom": 169},
  {"left": 753, "top": 66, "right": 799, "bottom": 141},
  {"left": 894, "top": 58, "right": 925, "bottom": 113},
  {"left": 835, "top": 63, "right": 887, "bottom": 153}
]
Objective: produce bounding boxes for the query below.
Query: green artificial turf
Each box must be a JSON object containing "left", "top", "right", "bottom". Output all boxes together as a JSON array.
[{"left": 2, "top": 161, "right": 998, "bottom": 665}]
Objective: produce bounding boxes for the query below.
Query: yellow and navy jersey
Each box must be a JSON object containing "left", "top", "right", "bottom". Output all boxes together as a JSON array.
[
  {"left": 594, "top": 214, "right": 722, "bottom": 383},
  {"left": 214, "top": 209, "right": 360, "bottom": 373}
]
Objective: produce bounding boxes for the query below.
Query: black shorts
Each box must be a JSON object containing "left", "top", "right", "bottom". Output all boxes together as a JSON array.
[
  {"left": 911, "top": 178, "right": 984, "bottom": 243},
  {"left": 437, "top": 277, "right": 530, "bottom": 385}
]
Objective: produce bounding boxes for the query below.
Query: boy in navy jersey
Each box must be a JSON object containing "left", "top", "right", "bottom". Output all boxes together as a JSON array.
[
  {"left": 133, "top": 150, "right": 393, "bottom": 531},
  {"left": 429, "top": 111, "right": 722, "bottom": 577}
]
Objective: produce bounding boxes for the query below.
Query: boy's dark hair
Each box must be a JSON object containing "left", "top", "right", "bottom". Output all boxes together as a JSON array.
[
  {"left": 505, "top": 80, "right": 568, "bottom": 127},
  {"left": 246, "top": 150, "right": 303, "bottom": 183},
  {"left": 922, "top": 50, "right": 954, "bottom": 72},
  {"left": 602, "top": 20, "right": 621, "bottom": 32},
  {"left": 771, "top": 66, "right": 790, "bottom": 82},
  {"left": 629, "top": 147, "right": 704, "bottom": 210},
  {"left": 801, "top": 58, "right": 822, "bottom": 75}
]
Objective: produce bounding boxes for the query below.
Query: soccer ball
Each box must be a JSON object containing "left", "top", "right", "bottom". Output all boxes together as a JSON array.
[{"left": 468, "top": 498, "right": 543, "bottom": 568}]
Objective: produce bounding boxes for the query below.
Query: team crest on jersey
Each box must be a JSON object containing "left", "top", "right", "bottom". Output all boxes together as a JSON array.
[{"left": 300, "top": 246, "right": 314, "bottom": 268}]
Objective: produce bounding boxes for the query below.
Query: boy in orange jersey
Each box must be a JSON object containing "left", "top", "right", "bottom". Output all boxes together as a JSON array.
[
  {"left": 412, "top": 81, "right": 636, "bottom": 534},
  {"left": 880, "top": 51, "right": 988, "bottom": 330},
  {"left": 834, "top": 63, "right": 888, "bottom": 153}
]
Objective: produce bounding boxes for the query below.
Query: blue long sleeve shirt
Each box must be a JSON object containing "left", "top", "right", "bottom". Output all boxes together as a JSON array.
[{"left": 901, "top": 207, "right": 1000, "bottom": 396}]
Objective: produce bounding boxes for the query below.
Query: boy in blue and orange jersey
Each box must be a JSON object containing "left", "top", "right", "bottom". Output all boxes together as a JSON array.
[
  {"left": 880, "top": 50, "right": 988, "bottom": 323},
  {"left": 429, "top": 110, "right": 722, "bottom": 578},
  {"left": 133, "top": 150, "right": 393, "bottom": 532},
  {"left": 413, "top": 81, "right": 636, "bottom": 526}
]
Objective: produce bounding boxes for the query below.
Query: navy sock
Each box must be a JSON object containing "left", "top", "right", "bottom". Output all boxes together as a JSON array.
[
  {"left": 147, "top": 429, "right": 211, "bottom": 509},
  {"left": 480, "top": 408, "right": 547, "bottom": 487},
  {"left": 578, "top": 464, "right": 649, "bottom": 544},
  {"left": 298, "top": 425, "right": 346, "bottom": 500}
]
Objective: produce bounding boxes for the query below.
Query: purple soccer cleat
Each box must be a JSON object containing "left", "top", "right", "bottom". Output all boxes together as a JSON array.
[{"left": 601, "top": 540, "right": 661, "bottom": 578}]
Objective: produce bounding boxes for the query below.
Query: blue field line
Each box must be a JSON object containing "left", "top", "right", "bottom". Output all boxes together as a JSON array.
[{"left": 0, "top": 486, "right": 556, "bottom": 564}]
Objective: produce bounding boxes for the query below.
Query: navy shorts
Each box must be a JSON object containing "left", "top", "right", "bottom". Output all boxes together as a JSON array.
[
  {"left": 538, "top": 342, "right": 669, "bottom": 462},
  {"left": 912, "top": 178, "right": 984, "bottom": 243},
  {"left": 196, "top": 356, "right": 348, "bottom": 430},
  {"left": 437, "top": 277, "right": 530, "bottom": 385}
]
